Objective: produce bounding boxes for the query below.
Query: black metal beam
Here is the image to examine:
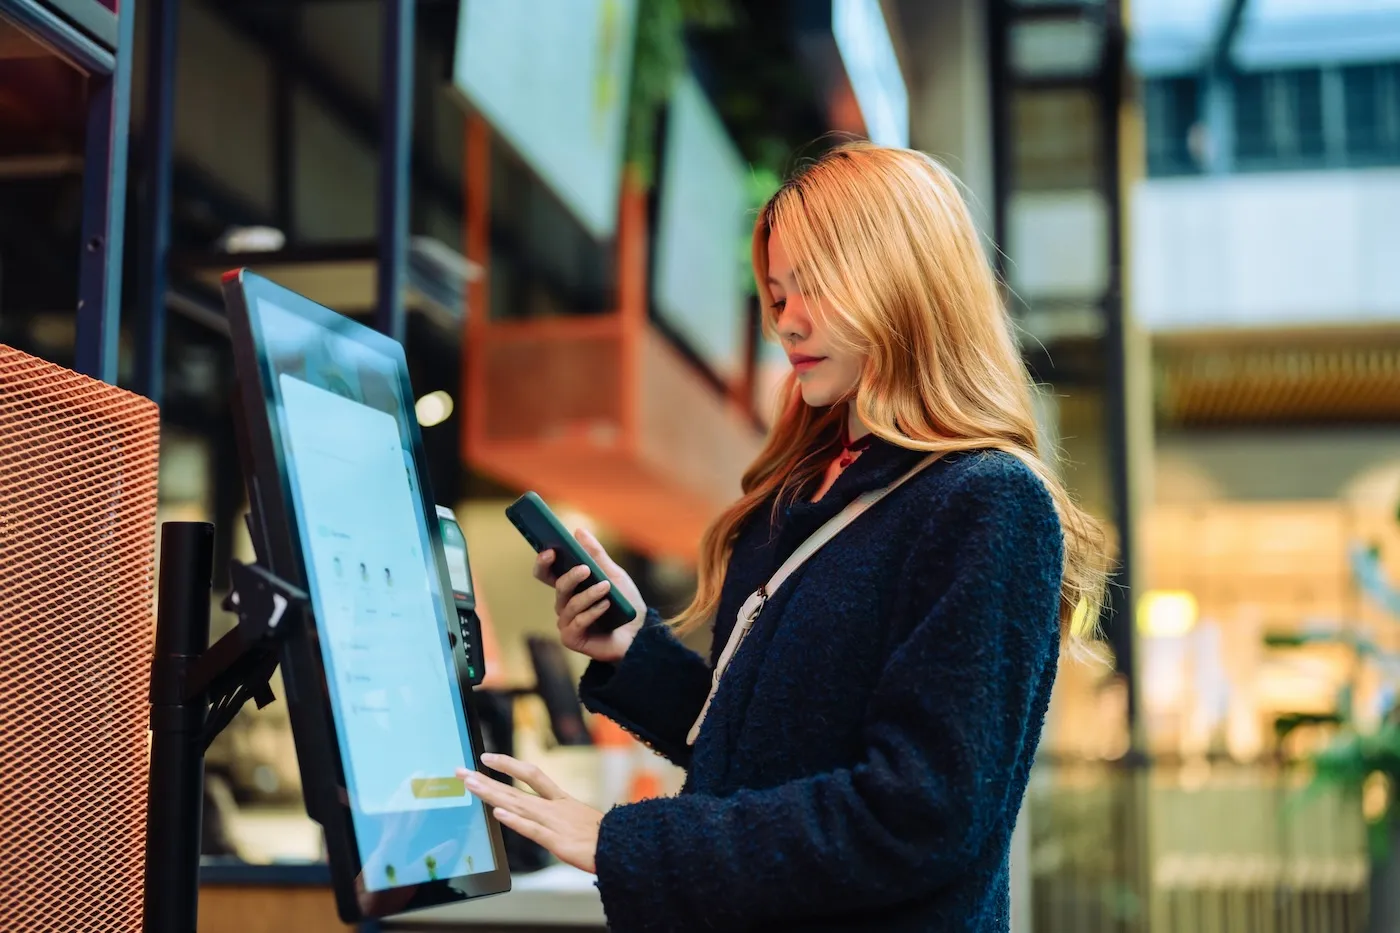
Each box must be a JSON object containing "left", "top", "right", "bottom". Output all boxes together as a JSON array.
[
  {"left": 986, "top": 0, "right": 1012, "bottom": 280},
  {"left": 376, "top": 0, "right": 414, "bottom": 344},
  {"left": 1004, "top": 1, "right": 1106, "bottom": 22},
  {"left": 73, "top": 0, "right": 134, "bottom": 383},
  {"left": 135, "top": 0, "right": 180, "bottom": 405},
  {"left": 1210, "top": 0, "right": 1250, "bottom": 71},
  {"left": 271, "top": 17, "right": 297, "bottom": 236},
  {"left": 1198, "top": 0, "right": 1248, "bottom": 175},
  {"left": 1097, "top": 0, "right": 1136, "bottom": 730}
]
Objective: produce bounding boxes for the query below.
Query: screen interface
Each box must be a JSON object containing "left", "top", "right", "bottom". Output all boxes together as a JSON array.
[
  {"left": 439, "top": 517, "right": 473, "bottom": 601},
  {"left": 254, "top": 297, "right": 496, "bottom": 892}
]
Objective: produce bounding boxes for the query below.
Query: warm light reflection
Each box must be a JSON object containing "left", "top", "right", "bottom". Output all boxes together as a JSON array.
[
  {"left": 1137, "top": 590, "right": 1198, "bottom": 638},
  {"left": 1365, "top": 772, "right": 1391, "bottom": 823}
]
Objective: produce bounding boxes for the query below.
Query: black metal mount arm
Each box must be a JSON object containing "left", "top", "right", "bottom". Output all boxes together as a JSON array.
[{"left": 191, "top": 558, "right": 308, "bottom": 747}]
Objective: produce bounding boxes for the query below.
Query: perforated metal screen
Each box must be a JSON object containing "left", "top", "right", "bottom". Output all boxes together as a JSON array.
[{"left": 0, "top": 345, "right": 160, "bottom": 931}]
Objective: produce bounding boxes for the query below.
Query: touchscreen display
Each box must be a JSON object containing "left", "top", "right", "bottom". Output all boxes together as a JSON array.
[{"left": 256, "top": 298, "right": 496, "bottom": 892}]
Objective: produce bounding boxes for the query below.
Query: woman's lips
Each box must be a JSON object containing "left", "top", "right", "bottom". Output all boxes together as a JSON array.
[{"left": 789, "top": 354, "right": 825, "bottom": 374}]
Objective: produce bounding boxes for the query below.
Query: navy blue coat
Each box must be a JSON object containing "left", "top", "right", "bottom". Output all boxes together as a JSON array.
[{"left": 579, "top": 442, "right": 1064, "bottom": 932}]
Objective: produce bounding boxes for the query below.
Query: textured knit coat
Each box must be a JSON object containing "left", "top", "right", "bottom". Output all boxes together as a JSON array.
[{"left": 578, "top": 442, "right": 1065, "bottom": 932}]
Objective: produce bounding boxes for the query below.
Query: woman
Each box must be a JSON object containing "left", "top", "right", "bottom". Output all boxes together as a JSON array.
[{"left": 460, "top": 143, "right": 1110, "bottom": 932}]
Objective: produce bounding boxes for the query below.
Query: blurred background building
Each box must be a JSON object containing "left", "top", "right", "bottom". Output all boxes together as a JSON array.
[{"left": 3, "top": 0, "right": 1400, "bottom": 930}]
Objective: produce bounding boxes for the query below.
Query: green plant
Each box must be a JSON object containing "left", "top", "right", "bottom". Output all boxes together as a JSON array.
[
  {"left": 624, "top": 0, "right": 735, "bottom": 185},
  {"left": 737, "top": 165, "right": 782, "bottom": 297},
  {"left": 1311, "top": 719, "right": 1400, "bottom": 858},
  {"left": 1273, "top": 540, "right": 1400, "bottom": 859}
]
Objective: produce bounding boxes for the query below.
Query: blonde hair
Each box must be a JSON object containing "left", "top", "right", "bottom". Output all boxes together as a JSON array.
[{"left": 671, "top": 142, "right": 1110, "bottom": 644}]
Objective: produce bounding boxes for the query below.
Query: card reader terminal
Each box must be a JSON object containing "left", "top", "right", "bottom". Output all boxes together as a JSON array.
[{"left": 436, "top": 505, "right": 485, "bottom": 686}]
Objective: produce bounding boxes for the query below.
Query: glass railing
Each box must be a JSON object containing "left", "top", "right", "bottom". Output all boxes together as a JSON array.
[{"left": 1028, "top": 756, "right": 1369, "bottom": 933}]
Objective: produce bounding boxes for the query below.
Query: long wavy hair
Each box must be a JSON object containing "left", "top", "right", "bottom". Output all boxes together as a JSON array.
[{"left": 670, "top": 142, "right": 1110, "bottom": 643}]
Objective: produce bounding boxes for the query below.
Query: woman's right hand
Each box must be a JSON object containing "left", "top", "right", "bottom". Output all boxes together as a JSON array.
[{"left": 533, "top": 529, "right": 646, "bottom": 665}]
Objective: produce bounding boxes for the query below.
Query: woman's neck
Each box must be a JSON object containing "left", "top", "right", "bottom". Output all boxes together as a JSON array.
[
  {"left": 811, "top": 405, "right": 873, "bottom": 504},
  {"left": 846, "top": 404, "right": 871, "bottom": 444}
]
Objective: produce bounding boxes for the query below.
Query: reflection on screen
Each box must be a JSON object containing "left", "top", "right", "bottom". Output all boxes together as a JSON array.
[{"left": 257, "top": 298, "right": 496, "bottom": 892}]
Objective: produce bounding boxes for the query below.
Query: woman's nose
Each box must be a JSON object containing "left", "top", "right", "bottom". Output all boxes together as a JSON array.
[{"left": 776, "top": 301, "right": 808, "bottom": 343}]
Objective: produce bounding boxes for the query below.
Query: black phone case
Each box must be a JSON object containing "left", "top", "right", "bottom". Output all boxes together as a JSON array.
[{"left": 504, "top": 493, "right": 637, "bottom": 633}]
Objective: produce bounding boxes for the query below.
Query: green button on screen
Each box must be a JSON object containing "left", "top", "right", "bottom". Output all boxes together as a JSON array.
[{"left": 411, "top": 777, "right": 467, "bottom": 799}]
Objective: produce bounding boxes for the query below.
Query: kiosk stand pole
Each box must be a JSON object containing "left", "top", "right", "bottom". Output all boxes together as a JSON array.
[
  {"left": 144, "top": 521, "right": 215, "bottom": 933},
  {"left": 143, "top": 521, "right": 311, "bottom": 933}
]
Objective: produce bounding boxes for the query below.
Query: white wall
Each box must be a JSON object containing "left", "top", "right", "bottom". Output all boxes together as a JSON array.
[
  {"left": 1008, "top": 190, "right": 1109, "bottom": 300},
  {"left": 1132, "top": 169, "right": 1400, "bottom": 332},
  {"left": 1155, "top": 428, "right": 1400, "bottom": 504},
  {"left": 899, "top": 0, "right": 995, "bottom": 236}
]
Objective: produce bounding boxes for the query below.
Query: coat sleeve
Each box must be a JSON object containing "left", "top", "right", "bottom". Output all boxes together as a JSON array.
[
  {"left": 578, "top": 607, "right": 713, "bottom": 767},
  {"left": 591, "top": 458, "right": 1066, "bottom": 932}
]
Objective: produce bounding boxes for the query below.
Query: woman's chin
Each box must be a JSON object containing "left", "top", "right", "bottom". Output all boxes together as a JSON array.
[{"left": 798, "top": 383, "right": 840, "bottom": 408}]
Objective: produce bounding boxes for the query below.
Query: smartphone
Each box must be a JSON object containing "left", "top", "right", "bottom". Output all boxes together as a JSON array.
[{"left": 504, "top": 492, "right": 638, "bottom": 633}]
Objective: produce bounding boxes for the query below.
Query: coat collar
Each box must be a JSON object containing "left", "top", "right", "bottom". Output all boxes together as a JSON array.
[{"left": 776, "top": 436, "right": 929, "bottom": 539}]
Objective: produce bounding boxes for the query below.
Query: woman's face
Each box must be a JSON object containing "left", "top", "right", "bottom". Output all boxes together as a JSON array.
[{"left": 766, "top": 230, "right": 864, "bottom": 408}]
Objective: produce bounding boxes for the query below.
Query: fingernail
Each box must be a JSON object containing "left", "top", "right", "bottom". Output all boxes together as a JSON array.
[{"left": 495, "top": 808, "right": 515, "bottom": 821}]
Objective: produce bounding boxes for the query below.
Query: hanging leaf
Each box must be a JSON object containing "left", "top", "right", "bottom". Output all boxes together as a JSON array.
[{"left": 623, "top": 0, "right": 737, "bottom": 186}]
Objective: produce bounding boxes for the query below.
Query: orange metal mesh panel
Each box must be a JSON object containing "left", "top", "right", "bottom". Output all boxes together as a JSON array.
[
  {"left": 483, "top": 334, "right": 622, "bottom": 441},
  {"left": 0, "top": 346, "right": 160, "bottom": 932}
]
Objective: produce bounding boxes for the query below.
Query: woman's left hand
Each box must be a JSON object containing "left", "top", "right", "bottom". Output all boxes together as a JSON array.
[{"left": 459, "top": 754, "right": 603, "bottom": 874}]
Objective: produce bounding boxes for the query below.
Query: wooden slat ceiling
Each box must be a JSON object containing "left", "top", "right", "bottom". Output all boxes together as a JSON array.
[{"left": 1156, "top": 329, "right": 1400, "bottom": 427}]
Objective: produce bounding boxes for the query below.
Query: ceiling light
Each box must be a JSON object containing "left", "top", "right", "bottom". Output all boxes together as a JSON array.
[
  {"left": 415, "top": 391, "right": 454, "bottom": 428},
  {"left": 218, "top": 225, "right": 286, "bottom": 254}
]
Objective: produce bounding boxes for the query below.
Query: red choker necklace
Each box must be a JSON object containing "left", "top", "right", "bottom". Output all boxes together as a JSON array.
[{"left": 836, "top": 425, "right": 873, "bottom": 471}]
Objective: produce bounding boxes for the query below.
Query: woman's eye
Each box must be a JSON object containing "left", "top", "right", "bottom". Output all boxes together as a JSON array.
[{"left": 770, "top": 299, "right": 786, "bottom": 312}]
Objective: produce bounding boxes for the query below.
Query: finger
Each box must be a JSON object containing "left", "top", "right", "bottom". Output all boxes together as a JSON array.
[
  {"left": 564, "top": 580, "right": 610, "bottom": 623},
  {"left": 492, "top": 809, "right": 566, "bottom": 856},
  {"left": 553, "top": 565, "right": 592, "bottom": 615},
  {"left": 457, "top": 769, "right": 546, "bottom": 816},
  {"left": 566, "top": 598, "right": 610, "bottom": 636},
  {"left": 480, "top": 754, "right": 567, "bottom": 800},
  {"left": 533, "top": 551, "right": 558, "bottom": 585},
  {"left": 575, "top": 529, "right": 621, "bottom": 575}
]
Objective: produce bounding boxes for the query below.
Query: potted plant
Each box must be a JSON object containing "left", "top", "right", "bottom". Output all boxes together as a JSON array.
[{"left": 1267, "top": 537, "right": 1400, "bottom": 933}]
